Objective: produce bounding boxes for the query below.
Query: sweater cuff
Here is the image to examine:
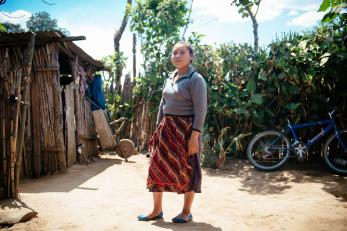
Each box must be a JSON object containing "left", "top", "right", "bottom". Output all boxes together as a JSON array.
[{"left": 192, "top": 128, "right": 201, "bottom": 133}]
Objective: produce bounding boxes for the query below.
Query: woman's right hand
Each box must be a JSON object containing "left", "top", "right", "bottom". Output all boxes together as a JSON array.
[{"left": 188, "top": 130, "right": 200, "bottom": 155}]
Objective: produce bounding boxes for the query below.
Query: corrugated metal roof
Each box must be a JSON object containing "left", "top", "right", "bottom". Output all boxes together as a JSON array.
[{"left": 0, "top": 31, "right": 104, "bottom": 69}]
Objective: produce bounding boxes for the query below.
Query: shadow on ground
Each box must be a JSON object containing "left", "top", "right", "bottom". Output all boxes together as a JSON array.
[
  {"left": 204, "top": 158, "right": 347, "bottom": 202},
  {"left": 0, "top": 199, "right": 38, "bottom": 228},
  {"left": 151, "top": 220, "right": 223, "bottom": 231},
  {"left": 0, "top": 199, "right": 31, "bottom": 210},
  {"left": 19, "top": 156, "right": 127, "bottom": 193}
]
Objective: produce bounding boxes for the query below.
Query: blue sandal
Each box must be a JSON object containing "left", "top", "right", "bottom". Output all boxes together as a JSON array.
[
  {"left": 137, "top": 211, "right": 163, "bottom": 221},
  {"left": 172, "top": 214, "right": 193, "bottom": 223}
]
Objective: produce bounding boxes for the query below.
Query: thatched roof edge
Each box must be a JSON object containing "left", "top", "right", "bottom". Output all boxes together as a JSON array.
[{"left": 0, "top": 31, "right": 104, "bottom": 70}]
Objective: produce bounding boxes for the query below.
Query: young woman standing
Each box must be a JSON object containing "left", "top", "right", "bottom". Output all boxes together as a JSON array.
[{"left": 138, "top": 41, "right": 208, "bottom": 223}]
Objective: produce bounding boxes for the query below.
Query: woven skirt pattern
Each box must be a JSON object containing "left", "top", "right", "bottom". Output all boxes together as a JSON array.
[{"left": 147, "top": 115, "right": 202, "bottom": 194}]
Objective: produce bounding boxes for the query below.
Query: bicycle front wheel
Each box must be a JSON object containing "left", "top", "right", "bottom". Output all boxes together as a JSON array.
[
  {"left": 323, "top": 129, "right": 347, "bottom": 174},
  {"left": 247, "top": 130, "right": 291, "bottom": 171}
]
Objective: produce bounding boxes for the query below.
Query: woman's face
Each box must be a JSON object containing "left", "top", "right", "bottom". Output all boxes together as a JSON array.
[{"left": 171, "top": 44, "right": 192, "bottom": 70}]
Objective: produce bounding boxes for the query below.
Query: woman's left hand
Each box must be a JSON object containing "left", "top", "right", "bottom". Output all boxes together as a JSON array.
[{"left": 188, "top": 130, "right": 200, "bottom": 156}]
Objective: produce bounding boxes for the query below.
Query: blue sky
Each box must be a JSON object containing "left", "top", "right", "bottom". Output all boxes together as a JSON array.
[{"left": 1, "top": 0, "right": 324, "bottom": 73}]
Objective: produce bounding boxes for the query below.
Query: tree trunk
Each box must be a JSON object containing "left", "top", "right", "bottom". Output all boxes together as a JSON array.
[
  {"left": 182, "top": 0, "right": 193, "bottom": 39},
  {"left": 31, "top": 70, "right": 41, "bottom": 178},
  {"left": 51, "top": 46, "right": 67, "bottom": 173},
  {"left": 10, "top": 70, "right": 21, "bottom": 198},
  {"left": 110, "top": 71, "right": 115, "bottom": 105},
  {"left": 114, "top": 0, "right": 132, "bottom": 98},
  {"left": 121, "top": 73, "right": 132, "bottom": 103},
  {"left": 245, "top": 6, "right": 259, "bottom": 52},
  {"left": 132, "top": 33, "right": 136, "bottom": 79},
  {"left": 14, "top": 32, "right": 35, "bottom": 199}
]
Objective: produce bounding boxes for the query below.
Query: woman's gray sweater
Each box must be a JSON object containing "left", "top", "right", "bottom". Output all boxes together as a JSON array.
[{"left": 156, "top": 66, "right": 208, "bottom": 132}]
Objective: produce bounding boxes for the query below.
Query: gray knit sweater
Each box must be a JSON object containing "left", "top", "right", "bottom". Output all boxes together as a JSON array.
[{"left": 156, "top": 66, "right": 208, "bottom": 132}]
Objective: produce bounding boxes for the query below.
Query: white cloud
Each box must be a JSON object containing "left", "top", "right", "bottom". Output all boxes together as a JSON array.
[
  {"left": 61, "top": 20, "right": 139, "bottom": 74},
  {"left": 288, "top": 10, "right": 299, "bottom": 16},
  {"left": 0, "top": 10, "right": 32, "bottom": 28},
  {"left": 193, "top": 0, "right": 245, "bottom": 23},
  {"left": 61, "top": 22, "right": 116, "bottom": 59},
  {"left": 57, "top": 8, "right": 136, "bottom": 60},
  {"left": 256, "top": 1, "right": 283, "bottom": 22},
  {"left": 286, "top": 11, "right": 324, "bottom": 27},
  {"left": 0, "top": 10, "right": 118, "bottom": 60},
  {"left": 192, "top": 0, "right": 321, "bottom": 23}
]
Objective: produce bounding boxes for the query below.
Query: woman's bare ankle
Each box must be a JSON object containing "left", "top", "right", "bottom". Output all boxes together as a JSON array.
[
  {"left": 151, "top": 209, "right": 162, "bottom": 216},
  {"left": 182, "top": 209, "right": 191, "bottom": 215}
]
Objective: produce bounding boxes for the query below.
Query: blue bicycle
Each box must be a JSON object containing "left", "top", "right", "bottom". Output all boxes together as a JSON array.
[{"left": 247, "top": 110, "right": 347, "bottom": 174}]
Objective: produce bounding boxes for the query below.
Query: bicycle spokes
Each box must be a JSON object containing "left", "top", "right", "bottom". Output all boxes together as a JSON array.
[
  {"left": 253, "top": 135, "right": 289, "bottom": 166},
  {"left": 324, "top": 130, "right": 347, "bottom": 173}
]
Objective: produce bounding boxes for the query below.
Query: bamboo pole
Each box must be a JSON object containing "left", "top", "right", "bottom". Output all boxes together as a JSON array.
[
  {"left": 31, "top": 44, "right": 64, "bottom": 175},
  {"left": 51, "top": 45, "right": 66, "bottom": 173},
  {"left": 31, "top": 52, "right": 41, "bottom": 178},
  {"left": 2, "top": 117, "right": 6, "bottom": 197},
  {"left": 15, "top": 32, "right": 35, "bottom": 199},
  {"left": 10, "top": 69, "right": 22, "bottom": 198},
  {"left": 1, "top": 49, "right": 11, "bottom": 198}
]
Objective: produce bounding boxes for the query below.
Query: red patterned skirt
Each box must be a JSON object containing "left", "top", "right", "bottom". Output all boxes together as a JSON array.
[{"left": 147, "top": 115, "right": 202, "bottom": 194}]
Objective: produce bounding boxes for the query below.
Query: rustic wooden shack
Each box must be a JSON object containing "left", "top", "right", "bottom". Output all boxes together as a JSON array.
[{"left": 0, "top": 31, "right": 104, "bottom": 199}]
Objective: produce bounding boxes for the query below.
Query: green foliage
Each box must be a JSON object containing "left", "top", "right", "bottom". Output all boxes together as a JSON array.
[
  {"left": 100, "top": 52, "right": 128, "bottom": 118},
  {"left": 130, "top": 0, "right": 190, "bottom": 122},
  {"left": 200, "top": 133, "right": 219, "bottom": 168},
  {"left": 123, "top": 0, "right": 347, "bottom": 168},
  {"left": 193, "top": 16, "right": 346, "bottom": 165},
  {"left": 0, "top": 23, "right": 6, "bottom": 32},
  {"left": 26, "top": 11, "right": 70, "bottom": 35},
  {"left": 109, "top": 93, "right": 134, "bottom": 120},
  {"left": 318, "top": 0, "right": 347, "bottom": 23},
  {"left": 2, "top": 22, "right": 24, "bottom": 32},
  {"left": 101, "top": 52, "right": 127, "bottom": 76},
  {"left": 131, "top": 0, "right": 189, "bottom": 79},
  {"left": 231, "top": 0, "right": 262, "bottom": 18},
  {"left": 199, "top": 19, "right": 346, "bottom": 164}
]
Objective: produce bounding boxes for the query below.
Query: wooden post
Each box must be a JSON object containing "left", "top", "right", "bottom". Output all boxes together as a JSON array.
[
  {"left": 131, "top": 100, "right": 141, "bottom": 148},
  {"left": 10, "top": 69, "right": 22, "bottom": 198},
  {"left": 64, "top": 84, "right": 76, "bottom": 167},
  {"left": 1, "top": 117, "right": 6, "bottom": 196},
  {"left": 140, "top": 101, "right": 147, "bottom": 151},
  {"left": 31, "top": 71, "right": 41, "bottom": 178},
  {"left": 132, "top": 33, "right": 136, "bottom": 79},
  {"left": 72, "top": 57, "right": 84, "bottom": 163},
  {"left": 51, "top": 46, "right": 67, "bottom": 173},
  {"left": 15, "top": 32, "right": 35, "bottom": 198}
]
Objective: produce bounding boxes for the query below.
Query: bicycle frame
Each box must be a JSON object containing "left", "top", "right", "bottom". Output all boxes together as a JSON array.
[
  {"left": 287, "top": 119, "right": 347, "bottom": 150},
  {"left": 247, "top": 108, "right": 347, "bottom": 173}
]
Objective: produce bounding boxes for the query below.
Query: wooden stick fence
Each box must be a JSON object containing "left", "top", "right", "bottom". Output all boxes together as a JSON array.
[
  {"left": 0, "top": 33, "right": 101, "bottom": 199},
  {"left": 0, "top": 34, "right": 35, "bottom": 198}
]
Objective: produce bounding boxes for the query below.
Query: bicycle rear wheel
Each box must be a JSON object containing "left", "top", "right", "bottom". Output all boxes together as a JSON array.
[
  {"left": 247, "top": 130, "right": 291, "bottom": 171},
  {"left": 323, "top": 129, "right": 347, "bottom": 174}
]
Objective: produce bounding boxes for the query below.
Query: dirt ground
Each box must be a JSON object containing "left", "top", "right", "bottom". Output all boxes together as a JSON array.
[{"left": 3, "top": 153, "right": 347, "bottom": 231}]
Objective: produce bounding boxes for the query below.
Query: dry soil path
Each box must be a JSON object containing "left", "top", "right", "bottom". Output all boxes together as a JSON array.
[{"left": 4, "top": 154, "right": 347, "bottom": 231}]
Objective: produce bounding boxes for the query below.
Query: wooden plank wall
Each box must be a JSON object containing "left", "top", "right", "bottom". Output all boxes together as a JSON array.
[
  {"left": 79, "top": 96, "right": 98, "bottom": 161},
  {"left": 0, "top": 46, "right": 24, "bottom": 198},
  {"left": 1, "top": 42, "right": 99, "bottom": 200},
  {"left": 30, "top": 44, "right": 66, "bottom": 177},
  {"left": 71, "top": 60, "right": 97, "bottom": 163},
  {"left": 130, "top": 100, "right": 156, "bottom": 152},
  {"left": 64, "top": 84, "right": 76, "bottom": 168}
]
